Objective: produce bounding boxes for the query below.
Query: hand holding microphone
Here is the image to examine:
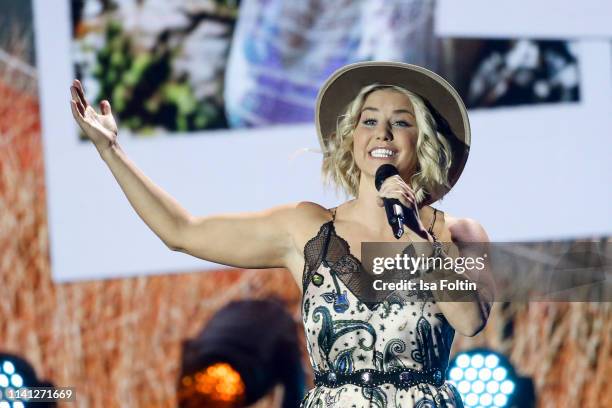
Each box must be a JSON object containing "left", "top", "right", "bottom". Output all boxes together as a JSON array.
[{"left": 375, "top": 164, "right": 430, "bottom": 240}]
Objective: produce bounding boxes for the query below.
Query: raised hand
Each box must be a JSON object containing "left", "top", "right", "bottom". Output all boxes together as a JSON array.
[
  {"left": 69, "top": 79, "right": 118, "bottom": 154},
  {"left": 376, "top": 175, "right": 430, "bottom": 240}
]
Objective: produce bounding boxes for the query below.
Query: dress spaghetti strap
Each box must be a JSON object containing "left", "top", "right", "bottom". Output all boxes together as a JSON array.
[
  {"left": 321, "top": 208, "right": 337, "bottom": 261},
  {"left": 427, "top": 208, "right": 446, "bottom": 242},
  {"left": 427, "top": 208, "right": 438, "bottom": 242},
  {"left": 329, "top": 207, "right": 337, "bottom": 222}
]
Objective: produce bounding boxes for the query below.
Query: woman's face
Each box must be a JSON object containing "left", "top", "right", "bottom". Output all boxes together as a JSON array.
[{"left": 352, "top": 88, "right": 419, "bottom": 181}]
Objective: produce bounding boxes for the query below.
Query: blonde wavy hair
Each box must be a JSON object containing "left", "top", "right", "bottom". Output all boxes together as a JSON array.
[{"left": 321, "top": 84, "right": 453, "bottom": 203}]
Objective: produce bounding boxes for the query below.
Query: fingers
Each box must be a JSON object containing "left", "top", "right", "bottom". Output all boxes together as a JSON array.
[
  {"left": 72, "top": 79, "right": 89, "bottom": 108},
  {"left": 70, "top": 100, "right": 89, "bottom": 132},
  {"left": 70, "top": 85, "right": 86, "bottom": 116},
  {"left": 377, "top": 176, "right": 416, "bottom": 208},
  {"left": 381, "top": 189, "right": 414, "bottom": 208},
  {"left": 100, "top": 100, "right": 112, "bottom": 115},
  {"left": 70, "top": 100, "right": 82, "bottom": 122}
]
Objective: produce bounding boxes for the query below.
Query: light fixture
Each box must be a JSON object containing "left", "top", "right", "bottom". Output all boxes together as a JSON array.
[
  {"left": 178, "top": 299, "right": 305, "bottom": 408},
  {"left": 447, "top": 348, "right": 535, "bottom": 408},
  {"left": 0, "top": 353, "right": 57, "bottom": 408}
]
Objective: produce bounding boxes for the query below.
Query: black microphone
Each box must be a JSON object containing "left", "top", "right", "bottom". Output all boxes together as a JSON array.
[{"left": 375, "top": 164, "right": 422, "bottom": 240}]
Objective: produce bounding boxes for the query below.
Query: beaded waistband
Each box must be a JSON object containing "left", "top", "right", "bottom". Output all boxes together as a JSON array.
[{"left": 314, "top": 367, "right": 445, "bottom": 390}]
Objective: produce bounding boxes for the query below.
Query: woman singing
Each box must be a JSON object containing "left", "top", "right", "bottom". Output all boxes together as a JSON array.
[{"left": 70, "top": 61, "right": 492, "bottom": 407}]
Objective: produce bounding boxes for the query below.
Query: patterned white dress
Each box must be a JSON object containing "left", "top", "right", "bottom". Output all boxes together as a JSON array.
[{"left": 300, "top": 210, "right": 464, "bottom": 408}]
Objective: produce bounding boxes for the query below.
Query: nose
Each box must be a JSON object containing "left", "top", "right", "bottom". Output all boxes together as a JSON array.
[{"left": 375, "top": 124, "right": 393, "bottom": 141}]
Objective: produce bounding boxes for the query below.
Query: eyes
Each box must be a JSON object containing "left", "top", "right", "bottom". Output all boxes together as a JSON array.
[{"left": 362, "top": 118, "right": 412, "bottom": 128}]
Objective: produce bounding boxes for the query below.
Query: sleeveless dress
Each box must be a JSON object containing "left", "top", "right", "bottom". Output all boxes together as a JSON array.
[{"left": 299, "top": 208, "right": 464, "bottom": 408}]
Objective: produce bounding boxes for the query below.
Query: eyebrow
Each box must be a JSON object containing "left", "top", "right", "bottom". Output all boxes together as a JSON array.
[{"left": 361, "top": 106, "right": 415, "bottom": 117}]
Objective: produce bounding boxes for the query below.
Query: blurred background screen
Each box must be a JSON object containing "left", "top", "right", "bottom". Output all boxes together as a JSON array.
[{"left": 27, "top": 0, "right": 612, "bottom": 281}]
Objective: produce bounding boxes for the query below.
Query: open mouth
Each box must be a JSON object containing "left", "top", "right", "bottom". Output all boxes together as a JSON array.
[{"left": 369, "top": 148, "right": 396, "bottom": 158}]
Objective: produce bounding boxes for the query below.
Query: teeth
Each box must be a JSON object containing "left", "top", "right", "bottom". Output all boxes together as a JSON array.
[{"left": 370, "top": 148, "right": 395, "bottom": 158}]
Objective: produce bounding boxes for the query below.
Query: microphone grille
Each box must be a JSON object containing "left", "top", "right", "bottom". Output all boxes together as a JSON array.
[{"left": 375, "top": 164, "right": 399, "bottom": 191}]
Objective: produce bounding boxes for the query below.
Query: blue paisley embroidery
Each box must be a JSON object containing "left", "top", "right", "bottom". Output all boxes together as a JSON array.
[
  {"left": 414, "top": 317, "right": 436, "bottom": 368},
  {"left": 378, "top": 295, "right": 406, "bottom": 318},
  {"left": 303, "top": 298, "right": 310, "bottom": 324},
  {"left": 383, "top": 339, "right": 407, "bottom": 371},
  {"left": 373, "top": 350, "right": 384, "bottom": 371},
  {"left": 414, "top": 398, "right": 438, "bottom": 408},
  {"left": 333, "top": 347, "right": 356, "bottom": 374},
  {"left": 312, "top": 306, "right": 376, "bottom": 366},
  {"left": 323, "top": 388, "right": 346, "bottom": 407},
  {"left": 362, "top": 386, "right": 387, "bottom": 408}
]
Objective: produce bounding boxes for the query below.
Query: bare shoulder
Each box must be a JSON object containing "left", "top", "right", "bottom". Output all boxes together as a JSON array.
[
  {"left": 290, "top": 201, "right": 334, "bottom": 235},
  {"left": 444, "top": 213, "right": 490, "bottom": 243},
  {"left": 255, "top": 201, "right": 328, "bottom": 223},
  {"left": 283, "top": 201, "right": 335, "bottom": 284},
  {"left": 256, "top": 201, "right": 331, "bottom": 242},
  {"left": 294, "top": 200, "right": 333, "bottom": 217}
]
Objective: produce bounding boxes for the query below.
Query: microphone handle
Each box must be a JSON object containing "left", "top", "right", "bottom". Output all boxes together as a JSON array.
[
  {"left": 383, "top": 198, "right": 405, "bottom": 239},
  {"left": 384, "top": 198, "right": 424, "bottom": 239}
]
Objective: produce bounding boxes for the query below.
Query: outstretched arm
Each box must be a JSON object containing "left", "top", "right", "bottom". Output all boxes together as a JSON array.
[
  {"left": 70, "top": 79, "right": 296, "bottom": 270},
  {"left": 173, "top": 204, "right": 301, "bottom": 269}
]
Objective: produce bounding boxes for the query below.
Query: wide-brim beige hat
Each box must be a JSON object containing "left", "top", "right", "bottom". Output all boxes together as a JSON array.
[{"left": 315, "top": 61, "right": 471, "bottom": 205}]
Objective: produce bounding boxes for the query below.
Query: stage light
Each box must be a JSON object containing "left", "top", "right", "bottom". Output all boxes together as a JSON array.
[
  {"left": 500, "top": 379, "right": 515, "bottom": 394},
  {"left": 494, "top": 393, "right": 508, "bottom": 406},
  {"left": 465, "top": 392, "right": 479, "bottom": 406},
  {"left": 458, "top": 380, "right": 471, "bottom": 394},
  {"left": 471, "top": 354, "right": 484, "bottom": 368},
  {"left": 471, "top": 380, "right": 485, "bottom": 393},
  {"left": 465, "top": 367, "right": 478, "bottom": 381},
  {"left": 492, "top": 367, "right": 507, "bottom": 381},
  {"left": 478, "top": 367, "right": 492, "bottom": 381},
  {"left": 486, "top": 380, "right": 500, "bottom": 394},
  {"left": 485, "top": 354, "right": 499, "bottom": 368},
  {"left": 479, "top": 392, "right": 493, "bottom": 405},
  {"left": 178, "top": 362, "right": 247, "bottom": 406},
  {"left": 178, "top": 299, "right": 305, "bottom": 408},
  {"left": 0, "top": 353, "right": 57, "bottom": 408},
  {"left": 449, "top": 367, "right": 463, "bottom": 381},
  {"left": 456, "top": 354, "right": 470, "bottom": 368},
  {"left": 447, "top": 349, "right": 535, "bottom": 408}
]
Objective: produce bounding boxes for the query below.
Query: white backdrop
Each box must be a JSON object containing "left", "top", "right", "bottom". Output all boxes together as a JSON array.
[
  {"left": 436, "top": 0, "right": 612, "bottom": 38},
  {"left": 34, "top": 0, "right": 612, "bottom": 282}
]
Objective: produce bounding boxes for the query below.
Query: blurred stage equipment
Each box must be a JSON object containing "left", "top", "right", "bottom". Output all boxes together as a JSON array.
[
  {"left": 0, "top": 352, "right": 57, "bottom": 408},
  {"left": 447, "top": 348, "right": 535, "bottom": 408},
  {"left": 178, "top": 299, "right": 305, "bottom": 408}
]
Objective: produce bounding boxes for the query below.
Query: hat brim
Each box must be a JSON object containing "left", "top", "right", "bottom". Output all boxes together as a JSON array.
[{"left": 315, "top": 61, "right": 471, "bottom": 206}]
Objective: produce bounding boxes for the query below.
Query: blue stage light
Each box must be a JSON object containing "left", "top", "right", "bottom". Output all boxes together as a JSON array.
[
  {"left": 450, "top": 367, "right": 464, "bottom": 381},
  {"left": 0, "top": 357, "right": 29, "bottom": 408},
  {"left": 0, "top": 353, "right": 56, "bottom": 408},
  {"left": 447, "top": 349, "right": 525, "bottom": 408},
  {"left": 472, "top": 380, "right": 485, "bottom": 393}
]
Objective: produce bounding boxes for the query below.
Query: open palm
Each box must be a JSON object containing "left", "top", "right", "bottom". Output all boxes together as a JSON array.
[{"left": 69, "top": 79, "right": 118, "bottom": 151}]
